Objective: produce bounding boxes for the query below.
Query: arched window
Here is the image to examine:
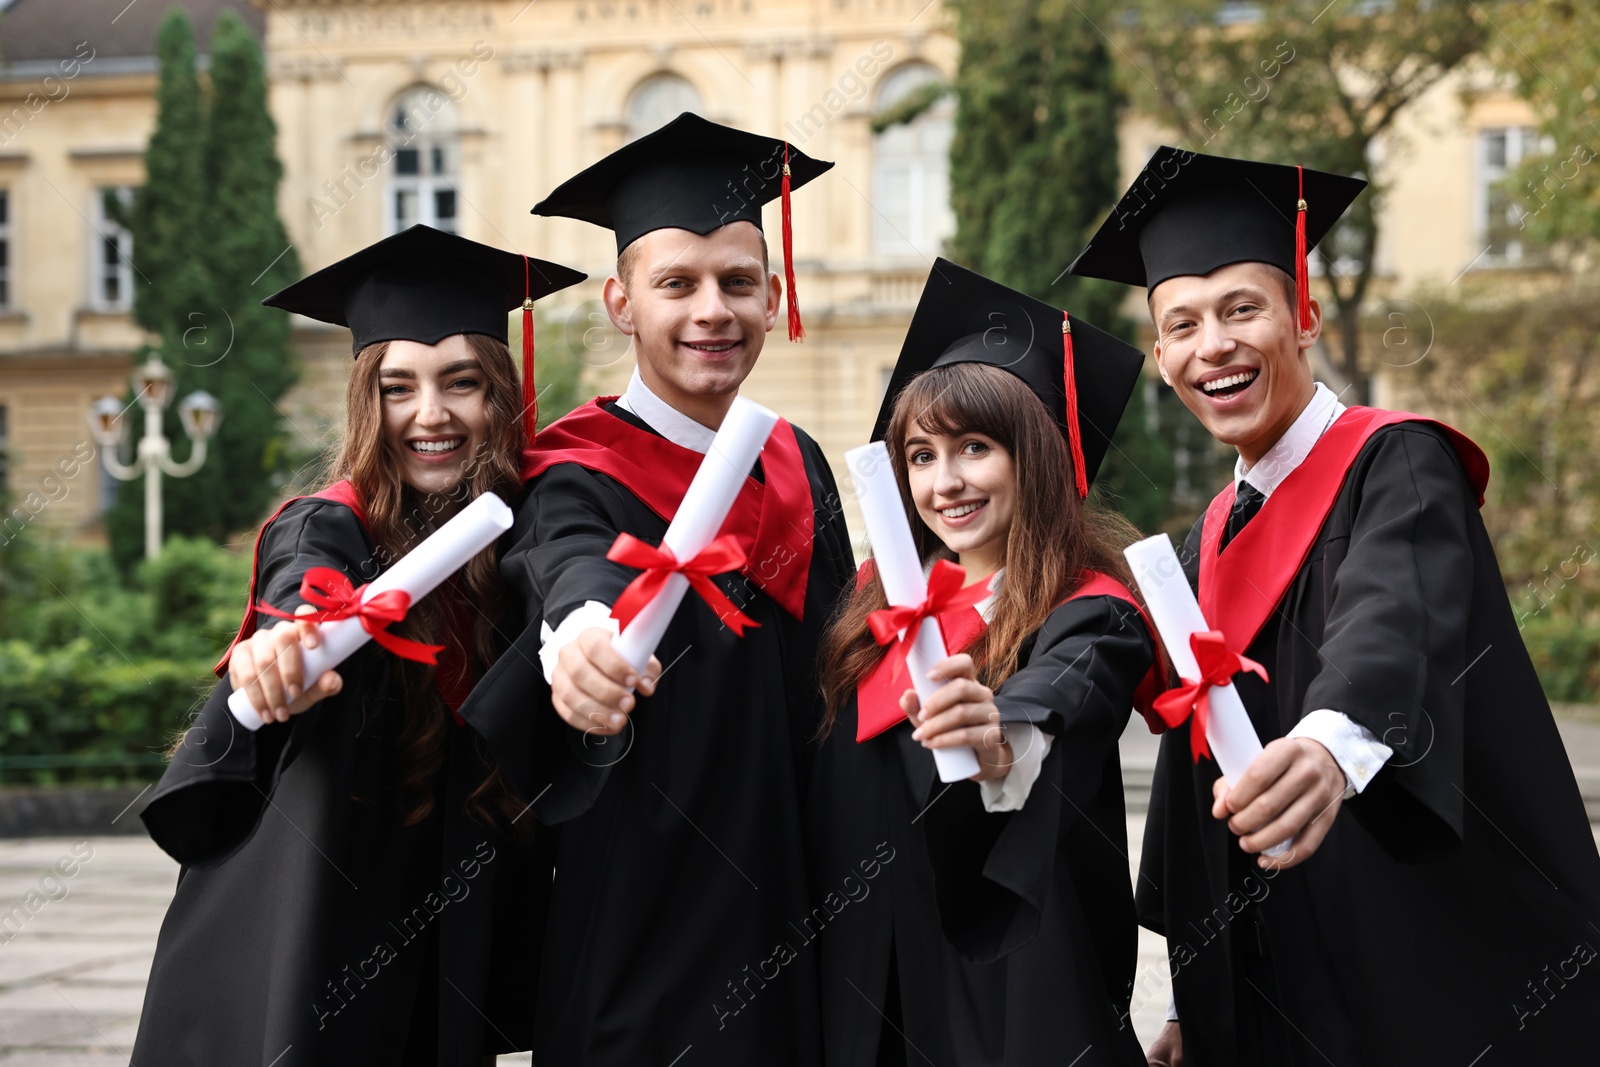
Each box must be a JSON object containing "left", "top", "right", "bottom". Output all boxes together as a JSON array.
[
  {"left": 386, "top": 86, "right": 459, "bottom": 235},
  {"left": 626, "top": 73, "right": 703, "bottom": 142},
  {"left": 871, "top": 63, "right": 954, "bottom": 258}
]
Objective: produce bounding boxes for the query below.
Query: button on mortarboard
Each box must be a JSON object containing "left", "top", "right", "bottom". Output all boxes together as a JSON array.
[{"left": 872, "top": 258, "right": 1147, "bottom": 495}]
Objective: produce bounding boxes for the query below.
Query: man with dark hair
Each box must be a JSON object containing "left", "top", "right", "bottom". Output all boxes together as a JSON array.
[{"left": 1073, "top": 146, "right": 1600, "bottom": 1066}]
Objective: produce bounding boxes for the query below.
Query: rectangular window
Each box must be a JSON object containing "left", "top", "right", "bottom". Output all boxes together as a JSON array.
[
  {"left": 1478, "top": 126, "right": 1546, "bottom": 265},
  {"left": 433, "top": 188, "right": 457, "bottom": 233},
  {"left": 0, "top": 189, "right": 11, "bottom": 310},
  {"left": 387, "top": 135, "right": 458, "bottom": 236},
  {"left": 93, "top": 187, "right": 134, "bottom": 311}
]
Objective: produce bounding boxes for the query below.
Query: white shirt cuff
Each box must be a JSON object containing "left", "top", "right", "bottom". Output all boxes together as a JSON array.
[
  {"left": 1287, "top": 709, "right": 1393, "bottom": 800},
  {"left": 538, "top": 601, "right": 618, "bottom": 684},
  {"left": 1167, "top": 991, "right": 1179, "bottom": 1022},
  {"left": 977, "top": 724, "right": 1053, "bottom": 812}
]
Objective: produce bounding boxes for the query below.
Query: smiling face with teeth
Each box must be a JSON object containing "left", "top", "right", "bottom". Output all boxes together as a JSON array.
[
  {"left": 602, "top": 222, "right": 782, "bottom": 431},
  {"left": 377, "top": 334, "right": 492, "bottom": 497},
  {"left": 1150, "top": 260, "right": 1322, "bottom": 467},
  {"left": 902, "top": 421, "right": 1017, "bottom": 581}
]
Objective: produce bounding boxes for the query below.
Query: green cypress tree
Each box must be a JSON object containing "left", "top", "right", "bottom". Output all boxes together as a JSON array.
[
  {"left": 186, "top": 9, "right": 302, "bottom": 533},
  {"left": 124, "top": 9, "right": 208, "bottom": 335},
  {"left": 945, "top": 0, "right": 1173, "bottom": 531},
  {"left": 106, "top": 10, "right": 208, "bottom": 571},
  {"left": 108, "top": 10, "right": 301, "bottom": 570}
]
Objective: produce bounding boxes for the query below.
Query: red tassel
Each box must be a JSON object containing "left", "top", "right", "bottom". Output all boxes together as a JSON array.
[
  {"left": 522, "top": 255, "right": 537, "bottom": 444},
  {"left": 782, "top": 142, "right": 804, "bottom": 342},
  {"left": 1295, "top": 165, "right": 1311, "bottom": 334},
  {"left": 1062, "top": 312, "right": 1088, "bottom": 499}
]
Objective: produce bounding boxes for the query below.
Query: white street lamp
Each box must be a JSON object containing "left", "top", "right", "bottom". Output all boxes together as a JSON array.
[{"left": 88, "top": 354, "right": 221, "bottom": 560}]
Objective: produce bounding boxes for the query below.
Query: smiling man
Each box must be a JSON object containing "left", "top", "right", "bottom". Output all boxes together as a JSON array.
[
  {"left": 455, "top": 114, "right": 854, "bottom": 1065},
  {"left": 1072, "top": 148, "right": 1600, "bottom": 1066}
]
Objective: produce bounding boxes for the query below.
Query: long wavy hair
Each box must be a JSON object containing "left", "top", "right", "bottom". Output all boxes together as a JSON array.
[
  {"left": 818, "top": 362, "right": 1145, "bottom": 731},
  {"left": 330, "top": 332, "right": 527, "bottom": 829}
]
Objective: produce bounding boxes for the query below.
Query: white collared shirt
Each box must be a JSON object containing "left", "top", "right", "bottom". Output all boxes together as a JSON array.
[
  {"left": 1234, "top": 380, "right": 1345, "bottom": 497},
  {"left": 1233, "top": 381, "right": 1392, "bottom": 800},
  {"left": 613, "top": 369, "right": 719, "bottom": 454}
]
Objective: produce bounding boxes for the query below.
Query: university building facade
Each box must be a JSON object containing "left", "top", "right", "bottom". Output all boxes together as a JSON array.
[{"left": 0, "top": 0, "right": 1548, "bottom": 543}]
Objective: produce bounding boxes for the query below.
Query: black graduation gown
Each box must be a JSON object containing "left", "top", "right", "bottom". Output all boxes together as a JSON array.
[
  {"left": 1138, "top": 422, "right": 1600, "bottom": 1065},
  {"left": 132, "top": 496, "right": 548, "bottom": 1067},
  {"left": 458, "top": 403, "right": 855, "bottom": 1066},
  {"left": 810, "top": 593, "right": 1154, "bottom": 1067}
]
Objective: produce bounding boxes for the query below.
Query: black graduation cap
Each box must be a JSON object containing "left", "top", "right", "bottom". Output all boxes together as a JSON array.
[
  {"left": 262, "top": 224, "right": 586, "bottom": 441},
  {"left": 530, "top": 112, "right": 833, "bottom": 340},
  {"left": 872, "top": 258, "right": 1147, "bottom": 497},
  {"left": 1068, "top": 146, "right": 1367, "bottom": 328}
]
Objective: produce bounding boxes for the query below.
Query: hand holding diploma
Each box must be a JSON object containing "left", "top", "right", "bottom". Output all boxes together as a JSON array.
[
  {"left": 549, "top": 397, "right": 777, "bottom": 736},
  {"left": 226, "top": 492, "right": 514, "bottom": 730},
  {"left": 608, "top": 397, "right": 776, "bottom": 671},
  {"left": 227, "top": 604, "right": 345, "bottom": 726},
  {"left": 902, "top": 651, "right": 1017, "bottom": 783},
  {"left": 847, "top": 441, "right": 983, "bottom": 783},
  {"left": 1123, "top": 534, "right": 1294, "bottom": 860}
]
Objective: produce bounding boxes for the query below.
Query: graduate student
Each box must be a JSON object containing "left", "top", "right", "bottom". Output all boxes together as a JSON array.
[
  {"left": 133, "top": 225, "right": 584, "bottom": 1067},
  {"left": 454, "top": 113, "right": 855, "bottom": 1064},
  {"left": 1070, "top": 147, "right": 1600, "bottom": 1065},
  {"left": 809, "top": 260, "right": 1159, "bottom": 1066}
]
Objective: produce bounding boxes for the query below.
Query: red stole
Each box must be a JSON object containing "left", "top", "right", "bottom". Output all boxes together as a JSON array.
[
  {"left": 854, "top": 562, "right": 1161, "bottom": 741},
  {"left": 214, "top": 479, "right": 474, "bottom": 722},
  {"left": 521, "top": 397, "right": 816, "bottom": 620},
  {"left": 215, "top": 480, "right": 367, "bottom": 677},
  {"left": 1197, "top": 407, "right": 1490, "bottom": 655}
]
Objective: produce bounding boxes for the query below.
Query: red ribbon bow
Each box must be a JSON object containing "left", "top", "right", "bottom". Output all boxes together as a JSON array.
[
  {"left": 255, "top": 566, "right": 447, "bottom": 665},
  {"left": 867, "top": 560, "right": 992, "bottom": 683},
  {"left": 1152, "top": 630, "right": 1269, "bottom": 763},
  {"left": 606, "top": 533, "right": 760, "bottom": 637}
]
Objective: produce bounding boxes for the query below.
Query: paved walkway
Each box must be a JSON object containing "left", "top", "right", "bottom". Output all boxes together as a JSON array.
[
  {"left": 0, "top": 828, "right": 1182, "bottom": 1065},
  {"left": 3, "top": 714, "right": 1598, "bottom": 1063}
]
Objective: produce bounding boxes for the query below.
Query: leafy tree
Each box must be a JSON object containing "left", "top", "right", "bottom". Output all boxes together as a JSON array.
[
  {"left": 121, "top": 9, "right": 208, "bottom": 336},
  {"left": 1401, "top": 279, "right": 1600, "bottom": 619},
  {"left": 1396, "top": 278, "right": 1600, "bottom": 700},
  {"left": 1118, "top": 0, "right": 1492, "bottom": 405},
  {"left": 1485, "top": 0, "right": 1600, "bottom": 254},
  {"left": 942, "top": 0, "right": 1174, "bottom": 530},
  {"left": 107, "top": 11, "right": 301, "bottom": 570}
]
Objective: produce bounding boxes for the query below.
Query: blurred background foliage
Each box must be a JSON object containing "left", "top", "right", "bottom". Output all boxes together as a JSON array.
[
  {"left": 0, "top": 526, "right": 249, "bottom": 784},
  {"left": 4, "top": 0, "right": 1600, "bottom": 787}
]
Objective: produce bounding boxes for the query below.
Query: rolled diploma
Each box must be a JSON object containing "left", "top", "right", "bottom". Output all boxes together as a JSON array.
[
  {"left": 1124, "top": 533, "right": 1290, "bottom": 856},
  {"left": 846, "top": 442, "right": 981, "bottom": 784},
  {"left": 227, "top": 492, "right": 515, "bottom": 730},
  {"left": 611, "top": 396, "right": 780, "bottom": 673}
]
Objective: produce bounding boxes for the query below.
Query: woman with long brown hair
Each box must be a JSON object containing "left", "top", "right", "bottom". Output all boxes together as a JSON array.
[
  {"left": 810, "top": 260, "right": 1161, "bottom": 1066},
  {"left": 132, "top": 226, "right": 583, "bottom": 1067}
]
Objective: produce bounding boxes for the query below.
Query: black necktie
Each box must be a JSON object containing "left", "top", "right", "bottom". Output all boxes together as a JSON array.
[{"left": 1222, "top": 482, "right": 1266, "bottom": 551}]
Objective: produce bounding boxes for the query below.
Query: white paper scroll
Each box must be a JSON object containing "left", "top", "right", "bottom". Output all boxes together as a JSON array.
[
  {"left": 610, "top": 396, "right": 779, "bottom": 674},
  {"left": 846, "top": 441, "right": 982, "bottom": 783},
  {"left": 1124, "top": 533, "right": 1290, "bottom": 856},
  {"left": 227, "top": 492, "right": 514, "bottom": 730}
]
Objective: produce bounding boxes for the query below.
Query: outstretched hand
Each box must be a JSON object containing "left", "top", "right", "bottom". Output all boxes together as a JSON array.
[
  {"left": 228, "top": 605, "right": 344, "bottom": 725},
  {"left": 904, "top": 653, "right": 1014, "bottom": 782},
  {"left": 1212, "top": 736, "right": 1346, "bottom": 869},
  {"left": 550, "top": 626, "right": 661, "bottom": 737}
]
